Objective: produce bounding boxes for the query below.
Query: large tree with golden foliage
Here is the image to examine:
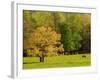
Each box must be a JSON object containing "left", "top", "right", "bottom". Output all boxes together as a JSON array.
[{"left": 26, "top": 26, "right": 63, "bottom": 62}]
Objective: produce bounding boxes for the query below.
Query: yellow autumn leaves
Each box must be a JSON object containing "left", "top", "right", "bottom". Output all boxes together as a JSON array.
[
  {"left": 25, "top": 26, "right": 64, "bottom": 57},
  {"left": 30, "top": 26, "right": 61, "bottom": 46}
]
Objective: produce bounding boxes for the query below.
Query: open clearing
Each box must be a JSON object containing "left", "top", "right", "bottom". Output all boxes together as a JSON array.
[{"left": 23, "top": 54, "right": 91, "bottom": 69}]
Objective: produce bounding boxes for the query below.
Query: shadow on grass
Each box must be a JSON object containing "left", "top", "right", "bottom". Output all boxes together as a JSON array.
[{"left": 23, "top": 62, "right": 40, "bottom": 64}]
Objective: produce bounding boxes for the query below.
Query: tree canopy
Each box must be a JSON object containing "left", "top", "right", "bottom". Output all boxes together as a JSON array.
[{"left": 23, "top": 10, "right": 91, "bottom": 58}]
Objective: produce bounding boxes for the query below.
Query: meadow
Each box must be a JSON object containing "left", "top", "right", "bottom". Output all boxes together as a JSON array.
[{"left": 23, "top": 54, "right": 91, "bottom": 69}]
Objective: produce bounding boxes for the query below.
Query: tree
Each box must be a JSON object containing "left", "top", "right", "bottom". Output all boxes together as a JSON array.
[
  {"left": 27, "top": 26, "right": 61, "bottom": 62},
  {"left": 64, "top": 13, "right": 82, "bottom": 54},
  {"left": 31, "top": 11, "right": 55, "bottom": 28},
  {"left": 59, "top": 23, "right": 74, "bottom": 53},
  {"left": 23, "top": 10, "right": 36, "bottom": 50},
  {"left": 58, "top": 22, "right": 82, "bottom": 54},
  {"left": 81, "top": 14, "right": 91, "bottom": 53}
]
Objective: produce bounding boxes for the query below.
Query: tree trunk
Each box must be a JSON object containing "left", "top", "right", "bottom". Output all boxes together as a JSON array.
[{"left": 40, "top": 56, "right": 44, "bottom": 62}]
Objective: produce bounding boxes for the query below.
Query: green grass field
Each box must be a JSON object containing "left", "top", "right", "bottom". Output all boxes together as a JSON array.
[{"left": 23, "top": 54, "right": 91, "bottom": 69}]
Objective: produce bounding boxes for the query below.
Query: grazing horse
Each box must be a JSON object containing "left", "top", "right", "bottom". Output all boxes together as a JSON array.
[{"left": 82, "top": 55, "right": 86, "bottom": 58}]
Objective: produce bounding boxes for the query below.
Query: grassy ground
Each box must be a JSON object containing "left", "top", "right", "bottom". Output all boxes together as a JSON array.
[{"left": 23, "top": 54, "right": 91, "bottom": 69}]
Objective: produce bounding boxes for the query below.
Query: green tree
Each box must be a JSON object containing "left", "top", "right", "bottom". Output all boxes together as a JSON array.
[
  {"left": 58, "top": 13, "right": 82, "bottom": 54},
  {"left": 31, "top": 11, "right": 55, "bottom": 28},
  {"left": 59, "top": 23, "right": 73, "bottom": 53},
  {"left": 81, "top": 14, "right": 91, "bottom": 52},
  {"left": 23, "top": 10, "right": 36, "bottom": 50}
]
